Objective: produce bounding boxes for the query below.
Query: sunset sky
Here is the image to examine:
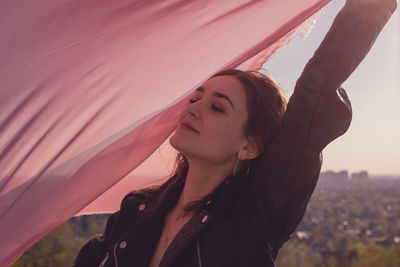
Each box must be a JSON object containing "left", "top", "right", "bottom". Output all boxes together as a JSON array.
[
  {"left": 265, "top": 0, "right": 400, "bottom": 175},
  {"left": 138, "top": 0, "right": 400, "bottom": 178}
]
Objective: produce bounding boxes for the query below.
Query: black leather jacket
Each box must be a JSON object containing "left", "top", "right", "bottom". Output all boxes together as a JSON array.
[{"left": 72, "top": 1, "right": 396, "bottom": 266}]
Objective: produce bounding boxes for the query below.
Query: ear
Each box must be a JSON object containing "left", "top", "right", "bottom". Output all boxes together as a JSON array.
[{"left": 237, "top": 137, "right": 260, "bottom": 160}]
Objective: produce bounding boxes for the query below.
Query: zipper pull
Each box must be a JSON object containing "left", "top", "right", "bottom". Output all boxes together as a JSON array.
[
  {"left": 99, "top": 252, "right": 109, "bottom": 267},
  {"left": 196, "top": 238, "right": 203, "bottom": 267}
]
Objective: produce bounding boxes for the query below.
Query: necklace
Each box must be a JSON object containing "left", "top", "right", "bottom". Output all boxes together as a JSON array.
[
  {"left": 162, "top": 215, "right": 173, "bottom": 251},
  {"left": 162, "top": 209, "right": 191, "bottom": 251}
]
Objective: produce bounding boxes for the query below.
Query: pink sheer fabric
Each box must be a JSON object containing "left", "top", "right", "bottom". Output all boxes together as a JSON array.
[{"left": 0, "top": 0, "right": 329, "bottom": 265}]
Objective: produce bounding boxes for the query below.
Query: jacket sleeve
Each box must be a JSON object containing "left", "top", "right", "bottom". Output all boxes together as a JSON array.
[
  {"left": 251, "top": 0, "right": 397, "bottom": 250},
  {"left": 71, "top": 211, "right": 119, "bottom": 267}
]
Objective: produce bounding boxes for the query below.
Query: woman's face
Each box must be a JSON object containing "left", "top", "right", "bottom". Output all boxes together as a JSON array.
[{"left": 170, "top": 75, "right": 249, "bottom": 164}]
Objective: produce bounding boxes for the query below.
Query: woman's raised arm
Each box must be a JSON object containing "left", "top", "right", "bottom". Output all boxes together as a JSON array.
[{"left": 251, "top": 0, "right": 397, "bottom": 252}]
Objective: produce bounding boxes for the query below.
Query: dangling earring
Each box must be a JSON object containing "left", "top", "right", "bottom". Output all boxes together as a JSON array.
[
  {"left": 233, "top": 159, "right": 239, "bottom": 177},
  {"left": 233, "top": 159, "right": 251, "bottom": 177}
]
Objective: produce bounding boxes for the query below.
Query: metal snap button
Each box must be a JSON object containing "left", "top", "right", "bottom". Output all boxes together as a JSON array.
[
  {"left": 138, "top": 203, "right": 146, "bottom": 211},
  {"left": 119, "top": 241, "right": 127, "bottom": 249},
  {"left": 201, "top": 215, "right": 208, "bottom": 223}
]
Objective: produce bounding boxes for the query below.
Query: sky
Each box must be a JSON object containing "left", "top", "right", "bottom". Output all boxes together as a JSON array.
[
  {"left": 134, "top": 0, "right": 399, "bottom": 178},
  {"left": 265, "top": 0, "right": 400, "bottom": 175}
]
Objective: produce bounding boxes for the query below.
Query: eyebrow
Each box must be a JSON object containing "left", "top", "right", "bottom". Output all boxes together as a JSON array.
[{"left": 195, "top": 86, "right": 236, "bottom": 110}]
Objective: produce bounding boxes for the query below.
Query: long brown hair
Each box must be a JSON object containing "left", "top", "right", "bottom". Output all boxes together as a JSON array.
[{"left": 135, "top": 69, "right": 287, "bottom": 213}]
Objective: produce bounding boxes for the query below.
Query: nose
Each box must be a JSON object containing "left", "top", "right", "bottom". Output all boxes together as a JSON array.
[{"left": 187, "top": 102, "right": 201, "bottom": 118}]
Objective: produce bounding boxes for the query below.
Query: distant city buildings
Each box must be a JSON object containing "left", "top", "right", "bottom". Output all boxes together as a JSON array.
[
  {"left": 350, "top": 171, "right": 369, "bottom": 185},
  {"left": 317, "top": 170, "right": 370, "bottom": 188}
]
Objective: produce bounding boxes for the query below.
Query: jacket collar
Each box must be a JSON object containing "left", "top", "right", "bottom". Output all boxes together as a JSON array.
[
  {"left": 137, "top": 174, "right": 183, "bottom": 224},
  {"left": 133, "top": 173, "right": 243, "bottom": 267},
  {"left": 136, "top": 173, "right": 237, "bottom": 225}
]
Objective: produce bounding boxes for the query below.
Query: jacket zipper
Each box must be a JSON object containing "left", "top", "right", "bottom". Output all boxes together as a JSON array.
[
  {"left": 113, "top": 243, "right": 119, "bottom": 267},
  {"left": 98, "top": 252, "right": 109, "bottom": 267},
  {"left": 196, "top": 238, "right": 203, "bottom": 267}
]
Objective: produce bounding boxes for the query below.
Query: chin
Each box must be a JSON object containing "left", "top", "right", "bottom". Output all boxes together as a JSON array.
[
  {"left": 169, "top": 130, "right": 224, "bottom": 162},
  {"left": 169, "top": 133, "right": 180, "bottom": 150},
  {"left": 170, "top": 132, "right": 188, "bottom": 152},
  {"left": 169, "top": 132, "right": 200, "bottom": 158}
]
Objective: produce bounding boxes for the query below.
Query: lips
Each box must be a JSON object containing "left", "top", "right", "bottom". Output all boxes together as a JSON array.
[{"left": 180, "top": 121, "right": 199, "bottom": 133}]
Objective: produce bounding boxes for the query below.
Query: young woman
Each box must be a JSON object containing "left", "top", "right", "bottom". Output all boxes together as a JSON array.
[{"left": 73, "top": 0, "right": 396, "bottom": 266}]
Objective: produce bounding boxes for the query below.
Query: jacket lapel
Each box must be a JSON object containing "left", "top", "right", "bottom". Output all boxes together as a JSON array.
[
  {"left": 134, "top": 173, "right": 236, "bottom": 266},
  {"left": 159, "top": 209, "right": 213, "bottom": 267}
]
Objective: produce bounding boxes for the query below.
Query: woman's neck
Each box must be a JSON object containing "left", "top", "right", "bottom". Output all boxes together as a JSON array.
[{"left": 175, "top": 157, "right": 236, "bottom": 214}]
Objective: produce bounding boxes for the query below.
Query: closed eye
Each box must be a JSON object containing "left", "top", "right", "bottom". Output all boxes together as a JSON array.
[
  {"left": 188, "top": 98, "right": 224, "bottom": 113},
  {"left": 212, "top": 105, "right": 224, "bottom": 113}
]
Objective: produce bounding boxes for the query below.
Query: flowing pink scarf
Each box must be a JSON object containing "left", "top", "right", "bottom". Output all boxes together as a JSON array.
[{"left": 0, "top": 0, "right": 329, "bottom": 265}]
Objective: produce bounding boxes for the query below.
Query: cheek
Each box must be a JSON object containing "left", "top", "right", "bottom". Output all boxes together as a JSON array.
[
  {"left": 209, "top": 116, "right": 244, "bottom": 138},
  {"left": 201, "top": 119, "right": 245, "bottom": 153}
]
